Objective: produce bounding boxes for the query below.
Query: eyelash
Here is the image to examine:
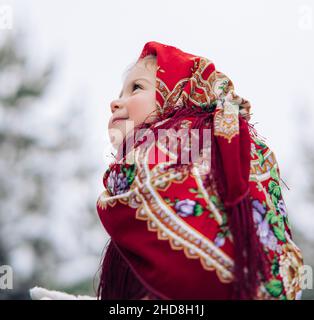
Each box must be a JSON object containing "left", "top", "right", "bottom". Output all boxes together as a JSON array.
[{"left": 132, "top": 83, "right": 142, "bottom": 91}]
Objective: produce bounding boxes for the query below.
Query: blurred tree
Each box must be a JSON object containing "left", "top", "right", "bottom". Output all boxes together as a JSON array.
[
  {"left": 0, "top": 33, "right": 54, "bottom": 299},
  {"left": 0, "top": 33, "right": 105, "bottom": 299}
]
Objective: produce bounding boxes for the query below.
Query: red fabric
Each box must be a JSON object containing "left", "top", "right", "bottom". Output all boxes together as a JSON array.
[{"left": 137, "top": 41, "right": 252, "bottom": 206}]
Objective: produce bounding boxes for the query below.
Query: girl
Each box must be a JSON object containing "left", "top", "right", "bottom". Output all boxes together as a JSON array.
[{"left": 96, "top": 41, "right": 304, "bottom": 300}]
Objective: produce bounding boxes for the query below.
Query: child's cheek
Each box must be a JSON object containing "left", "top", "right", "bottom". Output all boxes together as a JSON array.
[{"left": 128, "top": 96, "right": 148, "bottom": 124}]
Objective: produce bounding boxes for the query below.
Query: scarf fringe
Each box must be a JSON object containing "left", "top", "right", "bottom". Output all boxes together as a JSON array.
[
  {"left": 104, "top": 106, "right": 270, "bottom": 300},
  {"left": 228, "top": 196, "right": 270, "bottom": 299},
  {"left": 97, "top": 239, "right": 149, "bottom": 300},
  {"left": 210, "top": 117, "right": 271, "bottom": 299}
]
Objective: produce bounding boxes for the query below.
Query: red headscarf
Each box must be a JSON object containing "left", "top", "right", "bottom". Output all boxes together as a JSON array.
[
  {"left": 135, "top": 42, "right": 269, "bottom": 299},
  {"left": 96, "top": 41, "right": 303, "bottom": 300}
]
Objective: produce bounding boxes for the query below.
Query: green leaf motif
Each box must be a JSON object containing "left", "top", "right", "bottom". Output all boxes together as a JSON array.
[
  {"left": 194, "top": 203, "right": 204, "bottom": 216},
  {"left": 277, "top": 214, "right": 285, "bottom": 230},
  {"left": 127, "top": 173, "right": 135, "bottom": 184},
  {"left": 273, "top": 226, "right": 286, "bottom": 242},
  {"left": 255, "top": 139, "right": 267, "bottom": 149},
  {"left": 272, "top": 194, "right": 279, "bottom": 207},
  {"left": 270, "top": 166, "right": 280, "bottom": 182},
  {"left": 273, "top": 185, "right": 281, "bottom": 198},
  {"left": 271, "top": 256, "right": 280, "bottom": 277},
  {"left": 210, "top": 195, "right": 218, "bottom": 205},
  {"left": 124, "top": 165, "right": 136, "bottom": 185},
  {"left": 265, "top": 280, "right": 283, "bottom": 297},
  {"left": 268, "top": 181, "right": 281, "bottom": 204},
  {"left": 268, "top": 181, "right": 277, "bottom": 193},
  {"left": 257, "top": 151, "right": 265, "bottom": 166},
  {"left": 210, "top": 195, "right": 225, "bottom": 211},
  {"left": 221, "top": 212, "right": 227, "bottom": 225},
  {"left": 189, "top": 188, "right": 198, "bottom": 193},
  {"left": 266, "top": 210, "right": 276, "bottom": 223},
  {"left": 270, "top": 215, "right": 279, "bottom": 224}
]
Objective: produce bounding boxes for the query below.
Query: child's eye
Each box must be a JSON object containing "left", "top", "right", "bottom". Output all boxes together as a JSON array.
[{"left": 132, "top": 83, "right": 142, "bottom": 91}]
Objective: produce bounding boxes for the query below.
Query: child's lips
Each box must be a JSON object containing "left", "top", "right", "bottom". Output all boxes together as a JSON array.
[{"left": 112, "top": 117, "right": 128, "bottom": 124}]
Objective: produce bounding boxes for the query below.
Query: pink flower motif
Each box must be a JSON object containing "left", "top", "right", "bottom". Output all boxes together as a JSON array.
[
  {"left": 214, "top": 235, "right": 226, "bottom": 248},
  {"left": 277, "top": 200, "right": 287, "bottom": 217},
  {"left": 174, "top": 199, "right": 196, "bottom": 217}
]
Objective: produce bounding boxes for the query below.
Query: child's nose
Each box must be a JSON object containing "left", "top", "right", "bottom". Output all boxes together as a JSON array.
[{"left": 110, "top": 99, "right": 123, "bottom": 113}]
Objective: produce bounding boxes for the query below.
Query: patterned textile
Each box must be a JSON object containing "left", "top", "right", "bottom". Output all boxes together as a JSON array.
[{"left": 96, "top": 41, "right": 304, "bottom": 300}]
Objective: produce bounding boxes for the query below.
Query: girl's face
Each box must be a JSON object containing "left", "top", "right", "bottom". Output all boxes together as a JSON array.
[{"left": 108, "top": 58, "right": 158, "bottom": 149}]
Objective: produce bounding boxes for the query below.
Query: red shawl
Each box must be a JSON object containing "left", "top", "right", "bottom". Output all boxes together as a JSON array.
[{"left": 96, "top": 41, "right": 304, "bottom": 300}]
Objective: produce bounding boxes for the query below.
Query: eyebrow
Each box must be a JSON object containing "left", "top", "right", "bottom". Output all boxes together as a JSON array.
[{"left": 118, "top": 77, "right": 152, "bottom": 98}]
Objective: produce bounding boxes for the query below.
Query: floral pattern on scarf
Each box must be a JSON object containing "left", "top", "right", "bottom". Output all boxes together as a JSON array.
[
  {"left": 97, "top": 120, "right": 304, "bottom": 300},
  {"left": 103, "top": 163, "right": 137, "bottom": 196}
]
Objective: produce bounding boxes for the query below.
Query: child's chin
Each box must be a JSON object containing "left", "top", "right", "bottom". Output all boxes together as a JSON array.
[
  {"left": 108, "top": 129, "right": 125, "bottom": 148},
  {"left": 109, "top": 138, "right": 123, "bottom": 151}
]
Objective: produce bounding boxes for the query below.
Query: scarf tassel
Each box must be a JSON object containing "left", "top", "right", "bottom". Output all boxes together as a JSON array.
[
  {"left": 97, "top": 239, "right": 149, "bottom": 300},
  {"left": 228, "top": 196, "right": 270, "bottom": 299}
]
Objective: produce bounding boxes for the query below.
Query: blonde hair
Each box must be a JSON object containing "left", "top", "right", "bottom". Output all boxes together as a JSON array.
[
  {"left": 122, "top": 54, "right": 157, "bottom": 81},
  {"left": 140, "top": 54, "right": 157, "bottom": 69}
]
